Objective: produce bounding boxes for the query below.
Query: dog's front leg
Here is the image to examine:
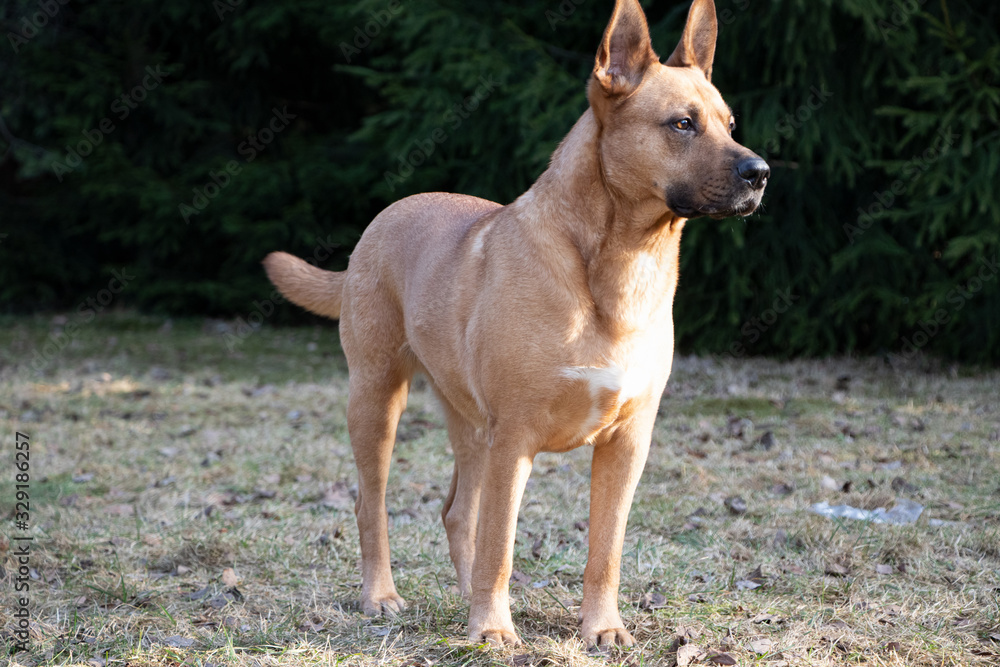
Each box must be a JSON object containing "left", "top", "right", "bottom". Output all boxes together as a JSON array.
[
  {"left": 467, "top": 444, "right": 534, "bottom": 646},
  {"left": 579, "top": 412, "right": 654, "bottom": 648}
]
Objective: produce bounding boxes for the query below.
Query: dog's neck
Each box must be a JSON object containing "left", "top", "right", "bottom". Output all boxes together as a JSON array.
[{"left": 516, "top": 108, "right": 685, "bottom": 333}]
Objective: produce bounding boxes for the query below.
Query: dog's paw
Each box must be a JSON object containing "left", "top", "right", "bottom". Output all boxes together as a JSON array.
[
  {"left": 470, "top": 627, "right": 522, "bottom": 646},
  {"left": 583, "top": 626, "right": 635, "bottom": 649},
  {"left": 361, "top": 594, "right": 407, "bottom": 617}
]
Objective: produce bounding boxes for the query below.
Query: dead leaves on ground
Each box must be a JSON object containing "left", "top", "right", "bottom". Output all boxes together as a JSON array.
[{"left": 667, "top": 626, "right": 741, "bottom": 667}]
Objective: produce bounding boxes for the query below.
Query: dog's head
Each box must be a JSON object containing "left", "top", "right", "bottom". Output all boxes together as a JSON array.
[{"left": 588, "top": 0, "right": 767, "bottom": 219}]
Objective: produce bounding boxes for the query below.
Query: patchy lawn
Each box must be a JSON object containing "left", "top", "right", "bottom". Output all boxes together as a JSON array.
[{"left": 1, "top": 313, "right": 998, "bottom": 666}]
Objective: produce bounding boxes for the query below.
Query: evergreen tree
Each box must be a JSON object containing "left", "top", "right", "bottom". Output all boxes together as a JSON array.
[{"left": 1, "top": 0, "right": 997, "bottom": 361}]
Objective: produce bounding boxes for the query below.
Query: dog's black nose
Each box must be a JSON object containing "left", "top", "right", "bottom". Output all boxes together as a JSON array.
[{"left": 736, "top": 157, "right": 770, "bottom": 189}]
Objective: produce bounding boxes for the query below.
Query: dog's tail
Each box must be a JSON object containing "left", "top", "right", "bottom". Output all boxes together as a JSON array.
[{"left": 262, "top": 251, "right": 345, "bottom": 320}]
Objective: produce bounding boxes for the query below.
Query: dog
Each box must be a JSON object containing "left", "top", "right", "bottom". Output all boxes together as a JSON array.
[{"left": 263, "top": 0, "right": 767, "bottom": 648}]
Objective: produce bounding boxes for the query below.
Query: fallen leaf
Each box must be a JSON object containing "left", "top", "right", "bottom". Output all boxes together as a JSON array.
[
  {"left": 321, "top": 481, "right": 354, "bottom": 510},
  {"left": 511, "top": 570, "right": 531, "bottom": 586},
  {"left": 531, "top": 538, "right": 544, "bottom": 560},
  {"left": 820, "top": 476, "right": 840, "bottom": 491},
  {"left": 885, "top": 641, "right": 901, "bottom": 652},
  {"left": 638, "top": 591, "right": 667, "bottom": 610},
  {"left": 756, "top": 431, "right": 776, "bottom": 450},
  {"left": 207, "top": 595, "right": 227, "bottom": 609},
  {"left": 724, "top": 495, "right": 747, "bottom": 515},
  {"left": 707, "top": 651, "right": 738, "bottom": 665},
  {"left": 511, "top": 654, "right": 532, "bottom": 666},
  {"left": 676, "top": 643, "right": 705, "bottom": 666},
  {"left": 105, "top": 503, "right": 134, "bottom": 516},
  {"left": 825, "top": 562, "right": 849, "bottom": 577},
  {"left": 890, "top": 476, "right": 918, "bottom": 494},
  {"left": 222, "top": 567, "right": 238, "bottom": 586},
  {"left": 735, "top": 565, "right": 765, "bottom": 590},
  {"left": 749, "top": 638, "right": 774, "bottom": 654},
  {"left": 751, "top": 612, "right": 779, "bottom": 624},
  {"left": 725, "top": 416, "right": 753, "bottom": 439},
  {"left": 770, "top": 483, "right": 794, "bottom": 496},
  {"left": 772, "top": 529, "right": 788, "bottom": 548},
  {"left": 299, "top": 616, "right": 324, "bottom": 632},
  {"left": 676, "top": 624, "right": 701, "bottom": 639},
  {"left": 875, "top": 563, "right": 894, "bottom": 575},
  {"left": 187, "top": 586, "right": 211, "bottom": 600},
  {"left": 160, "top": 636, "right": 195, "bottom": 648}
]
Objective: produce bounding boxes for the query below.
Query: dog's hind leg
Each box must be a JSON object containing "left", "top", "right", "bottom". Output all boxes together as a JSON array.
[
  {"left": 340, "top": 283, "right": 415, "bottom": 617},
  {"left": 346, "top": 365, "right": 411, "bottom": 616},
  {"left": 437, "top": 399, "right": 487, "bottom": 597}
]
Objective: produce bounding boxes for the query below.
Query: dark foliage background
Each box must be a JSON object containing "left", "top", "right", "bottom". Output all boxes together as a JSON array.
[{"left": 1, "top": 0, "right": 998, "bottom": 361}]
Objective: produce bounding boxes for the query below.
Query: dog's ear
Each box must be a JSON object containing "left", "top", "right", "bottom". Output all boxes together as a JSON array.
[
  {"left": 665, "top": 0, "right": 717, "bottom": 80},
  {"left": 592, "top": 0, "right": 659, "bottom": 98}
]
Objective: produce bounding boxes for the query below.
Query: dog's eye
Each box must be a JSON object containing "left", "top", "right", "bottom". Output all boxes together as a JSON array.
[
  {"left": 673, "top": 118, "right": 692, "bottom": 131},
  {"left": 729, "top": 120, "right": 736, "bottom": 133}
]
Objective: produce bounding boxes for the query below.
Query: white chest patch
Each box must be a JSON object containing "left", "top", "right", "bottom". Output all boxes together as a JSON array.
[
  {"left": 562, "top": 365, "right": 648, "bottom": 401},
  {"left": 560, "top": 364, "right": 649, "bottom": 442}
]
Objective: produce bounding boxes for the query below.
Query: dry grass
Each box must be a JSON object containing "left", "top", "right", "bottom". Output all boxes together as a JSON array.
[{"left": 1, "top": 313, "right": 999, "bottom": 666}]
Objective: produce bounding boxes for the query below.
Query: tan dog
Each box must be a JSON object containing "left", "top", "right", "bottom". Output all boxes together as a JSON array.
[{"left": 264, "top": 0, "right": 767, "bottom": 648}]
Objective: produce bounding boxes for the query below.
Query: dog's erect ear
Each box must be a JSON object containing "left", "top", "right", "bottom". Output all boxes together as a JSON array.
[
  {"left": 665, "top": 0, "right": 717, "bottom": 80},
  {"left": 593, "top": 0, "right": 659, "bottom": 98}
]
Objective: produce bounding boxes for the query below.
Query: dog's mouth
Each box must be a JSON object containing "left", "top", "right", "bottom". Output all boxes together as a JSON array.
[{"left": 668, "top": 191, "right": 763, "bottom": 220}]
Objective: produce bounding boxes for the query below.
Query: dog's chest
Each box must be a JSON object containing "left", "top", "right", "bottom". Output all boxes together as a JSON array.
[{"left": 546, "top": 333, "right": 671, "bottom": 450}]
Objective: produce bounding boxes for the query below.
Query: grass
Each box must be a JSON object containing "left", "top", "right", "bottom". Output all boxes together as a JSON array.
[{"left": 1, "top": 312, "right": 998, "bottom": 666}]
